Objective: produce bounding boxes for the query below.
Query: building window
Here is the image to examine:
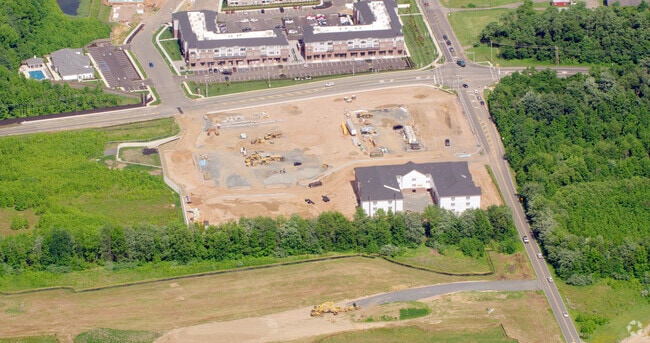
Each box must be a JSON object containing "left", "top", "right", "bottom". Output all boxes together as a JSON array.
[
  {"left": 388, "top": 200, "right": 392, "bottom": 205},
  {"left": 466, "top": 196, "right": 470, "bottom": 200},
  {"left": 451, "top": 203, "right": 455, "bottom": 207},
  {"left": 451, "top": 197, "right": 455, "bottom": 201},
  {"left": 372, "top": 201, "right": 377, "bottom": 205},
  {"left": 466, "top": 202, "right": 470, "bottom": 206}
]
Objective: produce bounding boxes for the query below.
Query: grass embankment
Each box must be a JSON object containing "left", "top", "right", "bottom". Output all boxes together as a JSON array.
[
  {"left": 76, "top": 0, "right": 111, "bottom": 21},
  {"left": 158, "top": 26, "right": 183, "bottom": 61},
  {"left": 314, "top": 326, "right": 517, "bottom": 343},
  {"left": 394, "top": 245, "right": 492, "bottom": 275},
  {"left": 0, "top": 119, "right": 181, "bottom": 235},
  {"left": 559, "top": 279, "right": 650, "bottom": 342},
  {"left": 118, "top": 147, "right": 162, "bottom": 167},
  {"left": 401, "top": 11, "right": 438, "bottom": 67},
  {"left": 190, "top": 77, "right": 338, "bottom": 97}
]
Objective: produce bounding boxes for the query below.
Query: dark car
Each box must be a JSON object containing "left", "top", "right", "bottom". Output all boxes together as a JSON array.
[
  {"left": 446, "top": 40, "right": 452, "bottom": 46},
  {"left": 449, "top": 47, "right": 454, "bottom": 53},
  {"left": 480, "top": 100, "right": 485, "bottom": 106},
  {"left": 148, "top": 62, "right": 154, "bottom": 68},
  {"left": 462, "top": 83, "right": 468, "bottom": 88},
  {"left": 279, "top": 6, "right": 284, "bottom": 12},
  {"left": 322, "top": 195, "right": 330, "bottom": 202},
  {"left": 260, "top": 8, "right": 265, "bottom": 13},
  {"left": 304, "top": 198, "right": 315, "bottom": 204},
  {"left": 445, "top": 138, "right": 450, "bottom": 146},
  {"left": 222, "top": 70, "right": 232, "bottom": 75}
]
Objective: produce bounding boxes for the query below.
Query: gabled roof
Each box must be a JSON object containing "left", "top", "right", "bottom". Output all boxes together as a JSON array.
[
  {"left": 50, "top": 48, "right": 92, "bottom": 77},
  {"left": 173, "top": 11, "right": 289, "bottom": 49},
  {"left": 355, "top": 161, "right": 481, "bottom": 201}
]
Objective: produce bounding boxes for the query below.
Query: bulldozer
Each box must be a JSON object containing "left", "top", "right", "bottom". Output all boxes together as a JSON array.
[
  {"left": 310, "top": 302, "right": 361, "bottom": 317},
  {"left": 264, "top": 131, "right": 283, "bottom": 140}
]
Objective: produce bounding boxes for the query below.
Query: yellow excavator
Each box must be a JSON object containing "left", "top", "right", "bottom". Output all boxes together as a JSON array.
[{"left": 310, "top": 302, "right": 361, "bottom": 317}]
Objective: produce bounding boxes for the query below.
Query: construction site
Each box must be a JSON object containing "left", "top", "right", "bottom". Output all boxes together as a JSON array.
[{"left": 162, "top": 86, "right": 502, "bottom": 224}]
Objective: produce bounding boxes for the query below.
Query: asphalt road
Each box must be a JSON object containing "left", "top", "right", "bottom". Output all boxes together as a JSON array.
[
  {"left": 354, "top": 280, "right": 539, "bottom": 307},
  {"left": 0, "top": 2, "right": 586, "bottom": 342}
]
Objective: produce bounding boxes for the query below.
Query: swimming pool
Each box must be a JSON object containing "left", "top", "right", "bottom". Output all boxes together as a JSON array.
[{"left": 29, "top": 70, "right": 46, "bottom": 80}]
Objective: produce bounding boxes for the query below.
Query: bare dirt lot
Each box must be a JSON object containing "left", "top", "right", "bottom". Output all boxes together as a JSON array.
[
  {"left": 156, "top": 291, "right": 561, "bottom": 343},
  {"left": 163, "top": 86, "right": 501, "bottom": 224}
]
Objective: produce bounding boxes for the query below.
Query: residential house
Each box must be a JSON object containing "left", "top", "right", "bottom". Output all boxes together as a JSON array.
[
  {"left": 50, "top": 48, "right": 94, "bottom": 81},
  {"left": 354, "top": 161, "right": 481, "bottom": 216}
]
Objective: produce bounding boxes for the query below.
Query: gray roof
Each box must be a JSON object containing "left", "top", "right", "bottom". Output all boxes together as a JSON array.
[
  {"left": 607, "top": 0, "right": 646, "bottom": 5},
  {"left": 355, "top": 161, "right": 481, "bottom": 201},
  {"left": 303, "top": 0, "right": 403, "bottom": 43},
  {"left": 26, "top": 57, "right": 44, "bottom": 66},
  {"left": 50, "top": 48, "right": 91, "bottom": 77},
  {"left": 173, "top": 11, "right": 289, "bottom": 49}
]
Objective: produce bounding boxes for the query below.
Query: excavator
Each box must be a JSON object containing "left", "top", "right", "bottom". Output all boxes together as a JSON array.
[{"left": 310, "top": 302, "right": 361, "bottom": 317}]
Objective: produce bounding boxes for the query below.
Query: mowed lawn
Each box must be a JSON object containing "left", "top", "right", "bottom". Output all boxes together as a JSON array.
[{"left": 448, "top": 9, "right": 513, "bottom": 49}]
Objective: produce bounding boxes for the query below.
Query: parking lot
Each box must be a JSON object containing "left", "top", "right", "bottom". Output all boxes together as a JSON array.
[{"left": 88, "top": 43, "right": 147, "bottom": 91}]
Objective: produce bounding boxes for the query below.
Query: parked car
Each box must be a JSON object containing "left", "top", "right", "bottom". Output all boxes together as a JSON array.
[
  {"left": 480, "top": 100, "right": 485, "bottom": 106},
  {"left": 322, "top": 195, "right": 330, "bottom": 202},
  {"left": 444, "top": 138, "right": 450, "bottom": 146},
  {"left": 462, "top": 83, "right": 468, "bottom": 88},
  {"left": 325, "top": 82, "right": 335, "bottom": 87}
]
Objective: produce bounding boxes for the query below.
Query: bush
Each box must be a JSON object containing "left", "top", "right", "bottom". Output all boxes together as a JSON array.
[
  {"left": 10, "top": 216, "right": 29, "bottom": 230},
  {"left": 379, "top": 244, "right": 400, "bottom": 257},
  {"left": 566, "top": 273, "right": 595, "bottom": 286}
]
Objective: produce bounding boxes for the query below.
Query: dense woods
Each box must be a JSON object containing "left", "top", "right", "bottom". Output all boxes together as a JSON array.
[
  {"left": 489, "top": 66, "right": 650, "bottom": 286},
  {"left": 0, "top": 0, "right": 124, "bottom": 119},
  {"left": 481, "top": 0, "right": 650, "bottom": 65},
  {"left": 0, "top": 206, "right": 518, "bottom": 273}
]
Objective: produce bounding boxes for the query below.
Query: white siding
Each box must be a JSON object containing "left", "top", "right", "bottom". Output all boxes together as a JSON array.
[
  {"left": 397, "top": 170, "right": 429, "bottom": 189},
  {"left": 360, "top": 199, "right": 403, "bottom": 216},
  {"left": 439, "top": 195, "right": 481, "bottom": 214}
]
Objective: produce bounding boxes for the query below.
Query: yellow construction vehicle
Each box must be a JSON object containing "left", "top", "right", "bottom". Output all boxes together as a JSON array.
[
  {"left": 251, "top": 137, "right": 264, "bottom": 145},
  {"left": 264, "top": 131, "right": 283, "bottom": 140},
  {"left": 321, "top": 162, "right": 329, "bottom": 169},
  {"left": 310, "top": 302, "right": 360, "bottom": 317}
]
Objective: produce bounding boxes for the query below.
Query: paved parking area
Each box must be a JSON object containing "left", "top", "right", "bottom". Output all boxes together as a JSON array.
[{"left": 88, "top": 44, "right": 147, "bottom": 91}]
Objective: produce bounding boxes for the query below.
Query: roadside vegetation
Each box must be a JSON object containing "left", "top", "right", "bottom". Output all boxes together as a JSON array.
[
  {"left": 0, "top": 189, "right": 519, "bottom": 290},
  {"left": 488, "top": 52, "right": 650, "bottom": 343},
  {"left": 481, "top": 0, "right": 650, "bottom": 65},
  {"left": 0, "top": 0, "right": 135, "bottom": 120},
  {"left": 401, "top": 9, "right": 438, "bottom": 67},
  {"left": 313, "top": 325, "right": 516, "bottom": 342}
]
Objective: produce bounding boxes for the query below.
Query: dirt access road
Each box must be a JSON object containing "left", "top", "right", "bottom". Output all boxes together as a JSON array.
[{"left": 162, "top": 86, "right": 501, "bottom": 224}]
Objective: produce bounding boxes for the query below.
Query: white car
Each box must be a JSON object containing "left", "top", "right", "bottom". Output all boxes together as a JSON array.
[
  {"left": 240, "top": 18, "right": 249, "bottom": 23},
  {"left": 325, "top": 82, "right": 335, "bottom": 87},
  {"left": 284, "top": 19, "right": 294, "bottom": 24},
  {"left": 547, "top": 277, "right": 553, "bottom": 283},
  {"left": 474, "top": 89, "right": 479, "bottom": 94},
  {"left": 563, "top": 312, "right": 569, "bottom": 318},
  {"left": 537, "top": 252, "right": 543, "bottom": 259},
  {"left": 250, "top": 18, "right": 258, "bottom": 22}
]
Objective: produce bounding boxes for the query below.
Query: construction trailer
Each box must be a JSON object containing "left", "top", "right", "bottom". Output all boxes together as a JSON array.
[{"left": 345, "top": 118, "right": 357, "bottom": 136}]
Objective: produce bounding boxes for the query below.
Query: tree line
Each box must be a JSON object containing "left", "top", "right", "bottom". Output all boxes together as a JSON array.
[
  {"left": 488, "top": 66, "right": 650, "bottom": 287},
  {"left": 0, "top": 0, "right": 127, "bottom": 119},
  {"left": 480, "top": 0, "right": 650, "bottom": 65},
  {"left": 0, "top": 206, "right": 519, "bottom": 274}
]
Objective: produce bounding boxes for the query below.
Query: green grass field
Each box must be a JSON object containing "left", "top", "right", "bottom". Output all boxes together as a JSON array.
[
  {"left": 0, "top": 119, "right": 181, "bottom": 234},
  {"left": 448, "top": 9, "right": 513, "bottom": 49},
  {"left": 74, "top": 328, "right": 159, "bottom": 343},
  {"left": 118, "top": 147, "right": 162, "bottom": 167},
  {"left": 441, "top": 0, "right": 520, "bottom": 8},
  {"left": 394, "top": 246, "right": 492, "bottom": 274},
  {"left": 559, "top": 279, "right": 650, "bottom": 342}
]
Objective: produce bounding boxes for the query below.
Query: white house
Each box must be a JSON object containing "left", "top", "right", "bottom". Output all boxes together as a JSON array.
[
  {"left": 354, "top": 161, "right": 481, "bottom": 216},
  {"left": 50, "top": 48, "right": 94, "bottom": 81}
]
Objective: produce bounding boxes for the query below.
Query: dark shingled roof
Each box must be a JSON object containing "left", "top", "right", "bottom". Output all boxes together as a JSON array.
[
  {"left": 355, "top": 161, "right": 481, "bottom": 201},
  {"left": 303, "top": 0, "right": 403, "bottom": 43},
  {"left": 173, "top": 10, "right": 289, "bottom": 49}
]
